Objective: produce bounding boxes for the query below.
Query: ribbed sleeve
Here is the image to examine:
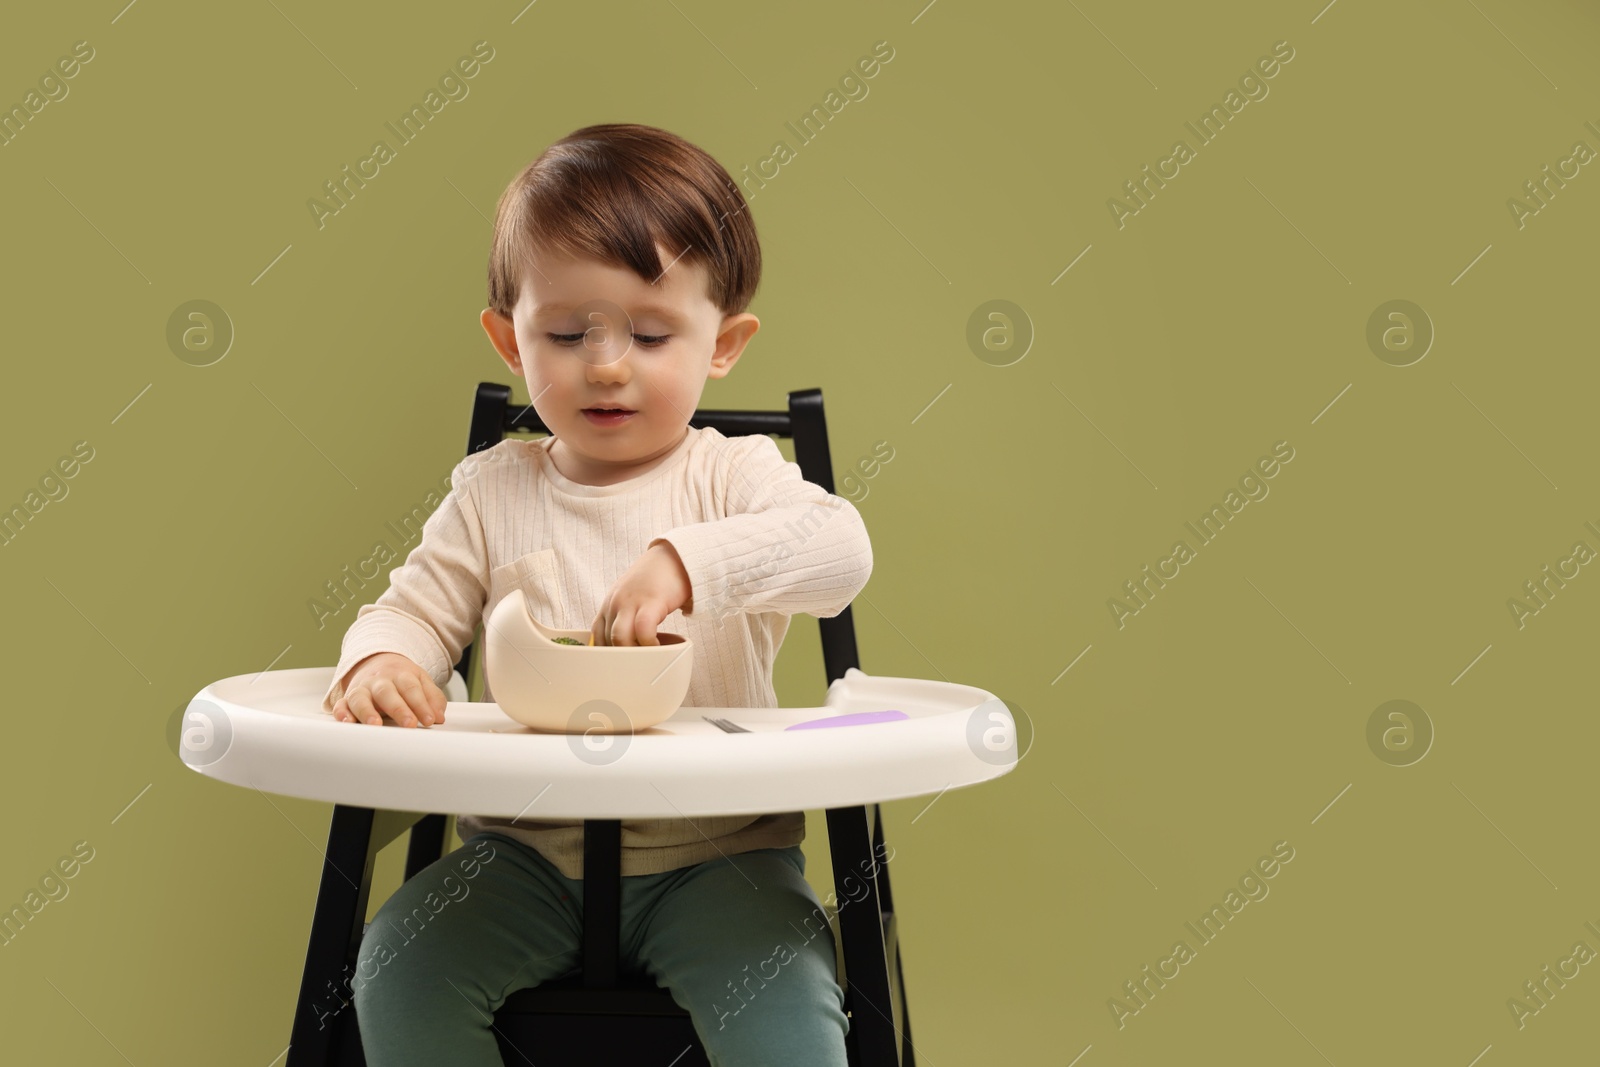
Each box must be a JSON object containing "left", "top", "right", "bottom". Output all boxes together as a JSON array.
[
  {"left": 652, "top": 433, "right": 873, "bottom": 620},
  {"left": 321, "top": 461, "right": 491, "bottom": 713}
]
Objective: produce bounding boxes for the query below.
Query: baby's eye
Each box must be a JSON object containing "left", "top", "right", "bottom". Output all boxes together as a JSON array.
[{"left": 545, "top": 332, "right": 671, "bottom": 348}]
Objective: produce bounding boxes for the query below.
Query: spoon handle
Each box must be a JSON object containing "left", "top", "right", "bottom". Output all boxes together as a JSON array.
[{"left": 784, "top": 710, "right": 909, "bottom": 731}]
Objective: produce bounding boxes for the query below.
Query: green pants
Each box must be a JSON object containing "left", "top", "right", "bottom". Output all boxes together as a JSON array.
[{"left": 351, "top": 831, "right": 850, "bottom": 1066}]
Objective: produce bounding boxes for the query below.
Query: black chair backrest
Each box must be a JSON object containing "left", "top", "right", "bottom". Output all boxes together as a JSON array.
[{"left": 451, "top": 382, "right": 862, "bottom": 691}]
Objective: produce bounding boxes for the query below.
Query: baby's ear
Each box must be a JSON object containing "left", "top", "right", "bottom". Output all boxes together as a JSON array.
[
  {"left": 710, "top": 313, "right": 759, "bottom": 377},
  {"left": 480, "top": 308, "right": 521, "bottom": 371}
]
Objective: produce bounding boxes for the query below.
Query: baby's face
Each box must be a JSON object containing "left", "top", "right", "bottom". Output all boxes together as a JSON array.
[{"left": 481, "top": 242, "right": 757, "bottom": 484}]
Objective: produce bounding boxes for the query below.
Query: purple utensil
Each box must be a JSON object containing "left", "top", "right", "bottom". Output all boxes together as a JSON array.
[{"left": 784, "top": 710, "right": 908, "bottom": 731}]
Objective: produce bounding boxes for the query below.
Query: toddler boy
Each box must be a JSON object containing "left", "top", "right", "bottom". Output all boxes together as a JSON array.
[{"left": 320, "top": 122, "right": 872, "bottom": 1066}]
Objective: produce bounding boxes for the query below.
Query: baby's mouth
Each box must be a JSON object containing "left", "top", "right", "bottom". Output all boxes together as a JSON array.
[{"left": 582, "top": 407, "right": 637, "bottom": 423}]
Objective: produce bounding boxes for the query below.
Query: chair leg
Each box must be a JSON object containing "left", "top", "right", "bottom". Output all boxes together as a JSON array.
[
  {"left": 871, "top": 806, "right": 914, "bottom": 1065},
  {"left": 582, "top": 819, "right": 622, "bottom": 987},
  {"left": 870, "top": 806, "right": 895, "bottom": 912},
  {"left": 825, "top": 804, "right": 900, "bottom": 1066},
  {"left": 403, "top": 813, "right": 449, "bottom": 881},
  {"left": 288, "top": 805, "right": 379, "bottom": 1067},
  {"left": 896, "top": 941, "right": 914, "bottom": 1067}
]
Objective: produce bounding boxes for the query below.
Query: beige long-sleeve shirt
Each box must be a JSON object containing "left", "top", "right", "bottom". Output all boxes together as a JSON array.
[{"left": 319, "top": 424, "right": 873, "bottom": 878}]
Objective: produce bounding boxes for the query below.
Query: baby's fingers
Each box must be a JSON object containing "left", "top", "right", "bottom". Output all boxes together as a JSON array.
[
  {"left": 619, "top": 603, "right": 667, "bottom": 646},
  {"left": 342, "top": 688, "right": 384, "bottom": 726},
  {"left": 393, "top": 674, "right": 436, "bottom": 727}
]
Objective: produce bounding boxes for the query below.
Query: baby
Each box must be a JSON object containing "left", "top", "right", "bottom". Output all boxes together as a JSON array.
[{"left": 319, "top": 122, "right": 873, "bottom": 1066}]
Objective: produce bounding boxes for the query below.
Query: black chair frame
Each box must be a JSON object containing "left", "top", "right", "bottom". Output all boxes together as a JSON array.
[{"left": 286, "top": 383, "right": 912, "bottom": 1066}]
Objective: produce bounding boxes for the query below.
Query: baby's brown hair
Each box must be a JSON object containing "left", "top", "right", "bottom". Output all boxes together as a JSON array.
[{"left": 487, "top": 123, "right": 761, "bottom": 321}]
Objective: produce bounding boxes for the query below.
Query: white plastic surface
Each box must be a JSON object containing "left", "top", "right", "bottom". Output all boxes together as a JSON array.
[{"left": 179, "top": 667, "right": 1017, "bottom": 818}]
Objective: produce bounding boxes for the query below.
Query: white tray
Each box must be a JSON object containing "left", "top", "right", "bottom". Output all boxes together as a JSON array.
[{"left": 179, "top": 667, "right": 1017, "bottom": 819}]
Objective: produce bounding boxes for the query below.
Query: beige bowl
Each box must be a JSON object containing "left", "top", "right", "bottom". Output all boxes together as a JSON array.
[{"left": 483, "top": 588, "right": 694, "bottom": 733}]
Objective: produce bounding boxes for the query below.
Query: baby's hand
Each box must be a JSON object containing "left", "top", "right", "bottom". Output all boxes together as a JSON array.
[
  {"left": 591, "top": 541, "right": 693, "bottom": 646},
  {"left": 332, "top": 652, "right": 447, "bottom": 727}
]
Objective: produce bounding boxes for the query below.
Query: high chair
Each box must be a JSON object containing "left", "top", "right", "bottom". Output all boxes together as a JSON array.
[{"left": 288, "top": 383, "right": 914, "bottom": 1066}]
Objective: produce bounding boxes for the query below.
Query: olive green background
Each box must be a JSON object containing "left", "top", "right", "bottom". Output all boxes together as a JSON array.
[{"left": 3, "top": 0, "right": 1598, "bottom": 1063}]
